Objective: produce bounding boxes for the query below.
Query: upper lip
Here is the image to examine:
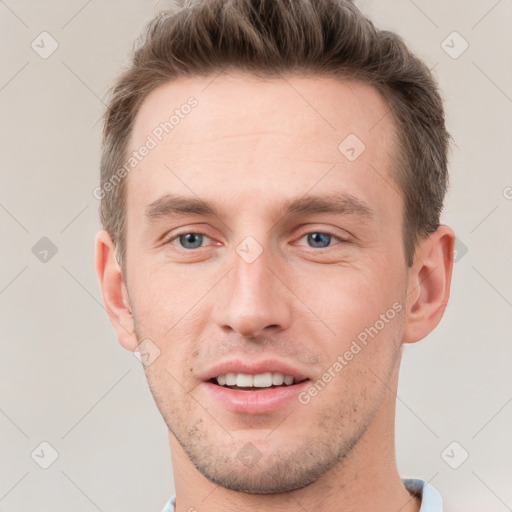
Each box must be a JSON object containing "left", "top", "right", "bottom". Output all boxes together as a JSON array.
[{"left": 199, "top": 358, "right": 310, "bottom": 382}]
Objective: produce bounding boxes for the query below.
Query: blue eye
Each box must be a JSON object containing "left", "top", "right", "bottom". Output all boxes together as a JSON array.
[
  {"left": 172, "top": 233, "right": 209, "bottom": 249},
  {"left": 300, "top": 232, "right": 342, "bottom": 249},
  {"left": 166, "top": 231, "right": 344, "bottom": 251}
]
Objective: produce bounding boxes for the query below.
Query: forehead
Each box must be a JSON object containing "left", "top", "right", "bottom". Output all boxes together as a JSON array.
[
  {"left": 126, "top": 73, "right": 400, "bottom": 222},
  {"left": 131, "top": 72, "right": 396, "bottom": 149}
]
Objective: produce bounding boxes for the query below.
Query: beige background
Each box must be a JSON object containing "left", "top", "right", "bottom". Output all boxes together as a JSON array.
[{"left": 1, "top": 0, "right": 511, "bottom": 511}]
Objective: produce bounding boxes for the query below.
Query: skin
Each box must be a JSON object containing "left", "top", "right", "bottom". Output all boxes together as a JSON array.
[{"left": 95, "top": 73, "right": 454, "bottom": 512}]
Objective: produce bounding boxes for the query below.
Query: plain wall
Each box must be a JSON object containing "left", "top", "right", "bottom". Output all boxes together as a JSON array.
[{"left": 1, "top": 1, "right": 511, "bottom": 510}]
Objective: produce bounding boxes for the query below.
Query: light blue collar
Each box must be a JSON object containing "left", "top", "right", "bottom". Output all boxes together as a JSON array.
[
  {"left": 403, "top": 479, "right": 443, "bottom": 512},
  {"left": 162, "top": 478, "right": 442, "bottom": 511}
]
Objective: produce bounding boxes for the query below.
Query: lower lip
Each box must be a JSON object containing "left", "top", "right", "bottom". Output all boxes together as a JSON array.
[{"left": 202, "top": 380, "right": 310, "bottom": 415}]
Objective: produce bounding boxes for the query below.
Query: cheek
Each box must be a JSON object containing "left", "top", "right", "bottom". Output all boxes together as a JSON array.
[
  {"left": 294, "top": 263, "right": 401, "bottom": 335},
  {"left": 129, "top": 262, "right": 201, "bottom": 326},
  {"left": 291, "top": 263, "right": 405, "bottom": 391},
  {"left": 143, "top": 360, "right": 194, "bottom": 422},
  {"left": 130, "top": 265, "right": 207, "bottom": 347}
]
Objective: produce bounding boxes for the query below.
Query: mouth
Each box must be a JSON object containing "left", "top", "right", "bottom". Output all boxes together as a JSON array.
[
  {"left": 202, "top": 365, "right": 312, "bottom": 414},
  {"left": 208, "top": 372, "right": 309, "bottom": 392}
]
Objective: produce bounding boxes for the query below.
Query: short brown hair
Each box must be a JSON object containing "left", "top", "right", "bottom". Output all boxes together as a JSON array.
[{"left": 99, "top": 0, "right": 450, "bottom": 273}]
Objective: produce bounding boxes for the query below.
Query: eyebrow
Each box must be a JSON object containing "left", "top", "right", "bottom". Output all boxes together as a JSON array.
[{"left": 144, "top": 192, "right": 374, "bottom": 223}]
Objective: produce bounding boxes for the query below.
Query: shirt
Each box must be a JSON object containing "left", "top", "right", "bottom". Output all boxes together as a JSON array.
[{"left": 161, "top": 478, "right": 442, "bottom": 511}]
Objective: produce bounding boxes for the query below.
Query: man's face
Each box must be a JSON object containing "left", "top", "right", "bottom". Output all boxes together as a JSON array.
[{"left": 124, "top": 74, "right": 409, "bottom": 493}]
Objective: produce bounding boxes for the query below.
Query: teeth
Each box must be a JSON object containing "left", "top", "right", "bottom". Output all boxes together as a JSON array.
[
  {"left": 253, "top": 372, "right": 272, "bottom": 387},
  {"left": 225, "top": 373, "right": 237, "bottom": 386},
  {"left": 236, "top": 374, "right": 253, "bottom": 387},
  {"left": 272, "top": 373, "right": 285, "bottom": 385},
  {"left": 214, "top": 372, "right": 300, "bottom": 388}
]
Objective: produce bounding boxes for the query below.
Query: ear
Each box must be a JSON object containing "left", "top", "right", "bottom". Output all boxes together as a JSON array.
[
  {"left": 402, "top": 225, "right": 455, "bottom": 344},
  {"left": 95, "top": 230, "right": 138, "bottom": 351}
]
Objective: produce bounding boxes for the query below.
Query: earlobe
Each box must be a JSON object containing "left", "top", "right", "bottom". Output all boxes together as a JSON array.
[
  {"left": 402, "top": 225, "right": 455, "bottom": 344},
  {"left": 94, "top": 230, "right": 138, "bottom": 351}
]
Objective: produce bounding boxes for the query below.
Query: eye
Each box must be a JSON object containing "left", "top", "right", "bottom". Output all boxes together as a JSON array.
[
  {"left": 167, "top": 232, "right": 212, "bottom": 250},
  {"left": 296, "top": 231, "right": 346, "bottom": 249},
  {"left": 165, "top": 230, "right": 347, "bottom": 251}
]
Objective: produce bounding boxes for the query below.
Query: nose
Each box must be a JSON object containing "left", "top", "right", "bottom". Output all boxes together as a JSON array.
[{"left": 212, "top": 240, "right": 292, "bottom": 339}]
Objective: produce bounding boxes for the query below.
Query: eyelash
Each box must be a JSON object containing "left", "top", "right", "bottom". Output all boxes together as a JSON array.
[{"left": 165, "top": 230, "right": 348, "bottom": 250}]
